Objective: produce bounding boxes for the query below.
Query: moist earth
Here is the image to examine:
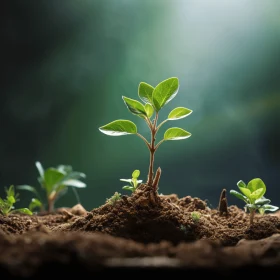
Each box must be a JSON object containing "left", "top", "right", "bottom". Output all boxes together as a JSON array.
[{"left": 1, "top": 186, "right": 280, "bottom": 278}]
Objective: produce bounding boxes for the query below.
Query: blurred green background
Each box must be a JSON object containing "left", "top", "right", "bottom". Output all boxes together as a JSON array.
[{"left": 1, "top": 0, "right": 280, "bottom": 211}]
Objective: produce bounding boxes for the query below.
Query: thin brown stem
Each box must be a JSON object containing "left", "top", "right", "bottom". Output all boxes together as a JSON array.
[
  {"left": 136, "top": 133, "right": 151, "bottom": 150},
  {"left": 144, "top": 117, "right": 153, "bottom": 130},
  {"left": 48, "top": 191, "right": 57, "bottom": 212},
  {"left": 249, "top": 209, "right": 255, "bottom": 225},
  {"left": 155, "top": 119, "right": 168, "bottom": 135},
  {"left": 147, "top": 112, "right": 159, "bottom": 185},
  {"left": 48, "top": 198, "right": 55, "bottom": 212},
  {"left": 218, "top": 189, "right": 228, "bottom": 215},
  {"left": 154, "top": 139, "right": 165, "bottom": 151},
  {"left": 152, "top": 167, "right": 161, "bottom": 190}
]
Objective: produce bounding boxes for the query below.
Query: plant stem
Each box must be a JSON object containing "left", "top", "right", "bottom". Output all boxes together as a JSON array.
[
  {"left": 155, "top": 119, "right": 167, "bottom": 135},
  {"left": 154, "top": 139, "right": 164, "bottom": 151},
  {"left": 249, "top": 209, "right": 255, "bottom": 225},
  {"left": 136, "top": 133, "right": 151, "bottom": 150},
  {"left": 48, "top": 191, "right": 56, "bottom": 212},
  {"left": 48, "top": 199, "right": 54, "bottom": 212},
  {"left": 147, "top": 112, "right": 158, "bottom": 186}
]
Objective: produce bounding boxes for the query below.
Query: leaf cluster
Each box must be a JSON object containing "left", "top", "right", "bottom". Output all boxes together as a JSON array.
[
  {"left": 106, "top": 192, "right": 122, "bottom": 206},
  {"left": 120, "top": 170, "right": 142, "bottom": 193},
  {"left": 0, "top": 185, "right": 32, "bottom": 216},
  {"left": 99, "top": 77, "right": 192, "bottom": 142},
  {"left": 17, "top": 161, "right": 86, "bottom": 212},
  {"left": 230, "top": 178, "right": 279, "bottom": 214}
]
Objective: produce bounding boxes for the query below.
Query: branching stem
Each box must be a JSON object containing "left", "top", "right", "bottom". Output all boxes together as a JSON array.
[
  {"left": 136, "top": 133, "right": 151, "bottom": 150},
  {"left": 147, "top": 112, "right": 159, "bottom": 185}
]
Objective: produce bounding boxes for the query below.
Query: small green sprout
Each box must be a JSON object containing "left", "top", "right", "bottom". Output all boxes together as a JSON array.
[
  {"left": 17, "top": 161, "right": 86, "bottom": 212},
  {"left": 106, "top": 192, "right": 122, "bottom": 206},
  {"left": 0, "top": 185, "right": 32, "bottom": 216},
  {"left": 191, "top": 211, "right": 201, "bottom": 223},
  {"left": 120, "top": 170, "right": 142, "bottom": 193},
  {"left": 99, "top": 77, "right": 192, "bottom": 189},
  {"left": 230, "top": 178, "right": 279, "bottom": 225}
]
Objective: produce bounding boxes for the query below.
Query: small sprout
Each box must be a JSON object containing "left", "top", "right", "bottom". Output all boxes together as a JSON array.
[
  {"left": 120, "top": 169, "right": 142, "bottom": 193},
  {"left": 106, "top": 192, "right": 122, "bottom": 206},
  {"left": 218, "top": 189, "right": 228, "bottom": 215},
  {"left": 99, "top": 77, "right": 192, "bottom": 190},
  {"left": 29, "top": 198, "right": 43, "bottom": 212},
  {"left": 191, "top": 211, "right": 201, "bottom": 223},
  {"left": 0, "top": 185, "right": 32, "bottom": 216},
  {"left": 17, "top": 161, "right": 87, "bottom": 212},
  {"left": 230, "top": 178, "right": 279, "bottom": 225}
]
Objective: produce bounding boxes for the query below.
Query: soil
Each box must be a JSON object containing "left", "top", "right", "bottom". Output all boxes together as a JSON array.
[{"left": 1, "top": 185, "right": 280, "bottom": 278}]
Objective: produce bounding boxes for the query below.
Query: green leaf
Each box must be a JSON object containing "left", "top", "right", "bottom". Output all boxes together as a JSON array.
[
  {"left": 238, "top": 186, "right": 251, "bottom": 198},
  {"left": 145, "top": 104, "right": 154, "bottom": 118},
  {"left": 245, "top": 204, "right": 256, "bottom": 210},
  {"left": 62, "top": 179, "right": 86, "bottom": 188},
  {"left": 152, "top": 77, "right": 179, "bottom": 111},
  {"left": 255, "top": 197, "right": 271, "bottom": 205},
  {"left": 122, "top": 96, "right": 147, "bottom": 117},
  {"left": 17, "top": 185, "right": 40, "bottom": 198},
  {"left": 14, "top": 208, "right": 33, "bottom": 215},
  {"left": 120, "top": 179, "right": 132, "bottom": 183},
  {"left": 62, "top": 171, "right": 86, "bottom": 182},
  {"left": 247, "top": 178, "right": 266, "bottom": 197},
  {"left": 0, "top": 197, "right": 5, "bottom": 206},
  {"left": 35, "top": 161, "right": 45, "bottom": 179},
  {"left": 6, "top": 185, "right": 15, "bottom": 197},
  {"left": 168, "top": 107, "right": 192, "bottom": 120},
  {"left": 164, "top": 127, "right": 191, "bottom": 140},
  {"left": 44, "top": 168, "right": 65, "bottom": 195},
  {"left": 261, "top": 205, "right": 279, "bottom": 212},
  {"left": 132, "top": 170, "right": 140, "bottom": 179},
  {"left": 122, "top": 186, "right": 134, "bottom": 191},
  {"left": 250, "top": 188, "right": 264, "bottom": 200},
  {"left": 237, "top": 180, "right": 247, "bottom": 189},
  {"left": 138, "top": 82, "right": 154, "bottom": 104},
  {"left": 57, "top": 165, "right": 72, "bottom": 174},
  {"left": 6, "top": 196, "right": 15, "bottom": 205},
  {"left": 99, "top": 120, "right": 137, "bottom": 136},
  {"left": 229, "top": 190, "right": 248, "bottom": 203},
  {"left": 29, "top": 198, "right": 42, "bottom": 211}
]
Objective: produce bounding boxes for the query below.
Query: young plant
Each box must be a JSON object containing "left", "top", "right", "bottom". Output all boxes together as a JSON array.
[
  {"left": 0, "top": 185, "right": 32, "bottom": 216},
  {"left": 191, "top": 211, "right": 201, "bottom": 223},
  {"left": 120, "top": 170, "right": 142, "bottom": 193},
  {"left": 106, "top": 192, "right": 122, "bottom": 206},
  {"left": 230, "top": 178, "right": 279, "bottom": 225},
  {"left": 99, "top": 77, "right": 192, "bottom": 189},
  {"left": 17, "top": 161, "right": 86, "bottom": 212}
]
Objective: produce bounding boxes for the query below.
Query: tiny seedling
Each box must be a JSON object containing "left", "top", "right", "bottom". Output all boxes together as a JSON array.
[
  {"left": 120, "top": 170, "right": 142, "bottom": 193},
  {"left": 106, "top": 192, "right": 122, "bottom": 206},
  {"left": 0, "top": 185, "right": 32, "bottom": 216},
  {"left": 230, "top": 178, "right": 279, "bottom": 225},
  {"left": 191, "top": 211, "right": 201, "bottom": 223},
  {"left": 17, "top": 161, "right": 86, "bottom": 212},
  {"left": 99, "top": 77, "right": 192, "bottom": 189}
]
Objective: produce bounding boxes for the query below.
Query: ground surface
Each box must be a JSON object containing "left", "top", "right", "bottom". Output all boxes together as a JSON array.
[{"left": 1, "top": 187, "right": 280, "bottom": 278}]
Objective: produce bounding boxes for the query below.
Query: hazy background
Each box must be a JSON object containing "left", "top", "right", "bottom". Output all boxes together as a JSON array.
[{"left": 1, "top": 0, "right": 280, "bottom": 211}]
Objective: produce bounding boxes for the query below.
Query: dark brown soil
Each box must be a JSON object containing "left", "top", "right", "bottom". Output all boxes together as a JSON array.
[{"left": 1, "top": 186, "right": 280, "bottom": 278}]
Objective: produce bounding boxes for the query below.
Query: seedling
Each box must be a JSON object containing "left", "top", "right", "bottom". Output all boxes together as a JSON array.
[
  {"left": 99, "top": 77, "right": 192, "bottom": 189},
  {"left": 106, "top": 192, "right": 122, "bottom": 206},
  {"left": 230, "top": 178, "right": 279, "bottom": 225},
  {"left": 120, "top": 170, "right": 142, "bottom": 193},
  {"left": 191, "top": 211, "right": 201, "bottom": 223},
  {"left": 0, "top": 185, "right": 32, "bottom": 216},
  {"left": 17, "top": 161, "right": 86, "bottom": 212}
]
